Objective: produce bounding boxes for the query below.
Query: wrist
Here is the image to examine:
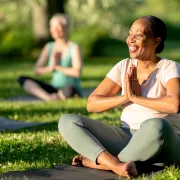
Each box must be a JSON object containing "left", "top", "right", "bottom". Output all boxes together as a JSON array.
[
  {"left": 130, "top": 94, "right": 137, "bottom": 103},
  {"left": 120, "top": 95, "right": 129, "bottom": 105},
  {"left": 50, "top": 66, "right": 55, "bottom": 71}
]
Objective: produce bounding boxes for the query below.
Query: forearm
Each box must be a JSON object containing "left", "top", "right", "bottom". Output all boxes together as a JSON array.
[
  {"left": 132, "top": 95, "right": 179, "bottom": 114},
  {"left": 55, "top": 66, "right": 80, "bottom": 78},
  {"left": 34, "top": 66, "right": 53, "bottom": 75},
  {"left": 87, "top": 95, "right": 127, "bottom": 112}
]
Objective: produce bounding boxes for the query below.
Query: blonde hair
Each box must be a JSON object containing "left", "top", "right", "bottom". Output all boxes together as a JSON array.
[{"left": 50, "top": 13, "right": 70, "bottom": 28}]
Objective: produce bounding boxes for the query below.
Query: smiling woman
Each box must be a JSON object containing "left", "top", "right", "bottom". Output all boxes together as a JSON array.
[{"left": 58, "top": 15, "right": 180, "bottom": 178}]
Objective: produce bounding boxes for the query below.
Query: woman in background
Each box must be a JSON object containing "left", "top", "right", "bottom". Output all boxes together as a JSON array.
[{"left": 18, "top": 14, "right": 83, "bottom": 101}]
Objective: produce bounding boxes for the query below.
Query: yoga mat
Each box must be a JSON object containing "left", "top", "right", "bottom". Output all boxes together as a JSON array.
[
  {"left": 6, "top": 95, "right": 42, "bottom": 102},
  {"left": 0, "top": 116, "right": 47, "bottom": 131},
  {"left": 0, "top": 164, "right": 164, "bottom": 180},
  {"left": 6, "top": 88, "right": 94, "bottom": 102}
]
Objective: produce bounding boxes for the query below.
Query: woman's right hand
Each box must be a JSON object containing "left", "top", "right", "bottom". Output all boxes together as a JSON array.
[
  {"left": 130, "top": 66, "right": 141, "bottom": 96},
  {"left": 50, "top": 51, "right": 61, "bottom": 70},
  {"left": 123, "top": 65, "right": 141, "bottom": 103},
  {"left": 122, "top": 77, "right": 129, "bottom": 103}
]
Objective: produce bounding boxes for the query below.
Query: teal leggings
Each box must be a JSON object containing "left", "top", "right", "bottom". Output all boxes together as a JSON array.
[{"left": 58, "top": 114, "right": 180, "bottom": 165}]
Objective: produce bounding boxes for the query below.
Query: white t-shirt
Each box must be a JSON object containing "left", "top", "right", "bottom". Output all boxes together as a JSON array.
[{"left": 106, "top": 58, "right": 180, "bottom": 134}]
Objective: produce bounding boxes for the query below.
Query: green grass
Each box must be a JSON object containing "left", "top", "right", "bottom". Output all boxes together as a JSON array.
[{"left": 1, "top": 41, "right": 180, "bottom": 179}]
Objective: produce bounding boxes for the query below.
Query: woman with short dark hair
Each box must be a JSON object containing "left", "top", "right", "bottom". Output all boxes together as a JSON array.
[{"left": 58, "top": 15, "right": 180, "bottom": 178}]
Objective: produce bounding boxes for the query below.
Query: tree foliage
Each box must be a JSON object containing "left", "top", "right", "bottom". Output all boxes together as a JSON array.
[
  {"left": 136, "top": 0, "right": 180, "bottom": 24},
  {"left": 66, "top": 0, "right": 138, "bottom": 40}
]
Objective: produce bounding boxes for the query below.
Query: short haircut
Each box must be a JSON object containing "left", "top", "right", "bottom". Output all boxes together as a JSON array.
[
  {"left": 141, "top": 15, "right": 167, "bottom": 53},
  {"left": 50, "top": 13, "right": 70, "bottom": 28}
]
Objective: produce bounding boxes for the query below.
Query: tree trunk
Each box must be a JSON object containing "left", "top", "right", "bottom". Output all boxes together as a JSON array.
[
  {"left": 47, "top": 0, "right": 66, "bottom": 20},
  {"left": 31, "top": 0, "right": 66, "bottom": 44},
  {"left": 31, "top": 0, "right": 49, "bottom": 43}
]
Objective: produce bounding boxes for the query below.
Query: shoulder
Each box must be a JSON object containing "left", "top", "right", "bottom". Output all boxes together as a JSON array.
[
  {"left": 69, "top": 41, "right": 81, "bottom": 53},
  {"left": 159, "top": 58, "right": 180, "bottom": 71},
  {"left": 159, "top": 58, "right": 180, "bottom": 85},
  {"left": 70, "top": 41, "right": 79, "bottom": 48},
  {"left": 46, "top": 41, "right": 55, "bottom": 48},
  {"left": 113, "top": 58, "right": 133, "bottom": 69},
  {"left": 42, "top": 41, "right": 54, "bottom": 51}
]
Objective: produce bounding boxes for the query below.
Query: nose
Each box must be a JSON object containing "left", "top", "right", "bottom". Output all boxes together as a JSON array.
[{"left": 127, "top": 34, "right": 136, "bottom": 43}]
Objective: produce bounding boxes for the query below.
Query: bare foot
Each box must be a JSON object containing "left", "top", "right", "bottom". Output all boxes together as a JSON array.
[
  {"left": 72, "top": 155, "right": 91, "bottom": 167},
  {"left": 57, "top": 90, "right": 66, "bottom": 100},
  {"left": 113, "top": 161, "right": 138, "bottom": 179},
  {"left": 72, "top": 155, "right": 110, "bottom": 170},
  {"left": 47, "top": 93, "right": 59, "bottom": 101},
  {"left": 72, "top": 155, "right": 138, "bottom": 178}
]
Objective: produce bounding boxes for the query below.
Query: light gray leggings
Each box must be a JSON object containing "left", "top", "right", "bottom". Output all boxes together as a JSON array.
[{"left": 58, "top": 114, "right": 180, "bottom": 165}]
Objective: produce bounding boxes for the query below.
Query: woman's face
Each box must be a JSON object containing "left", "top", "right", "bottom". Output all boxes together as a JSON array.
[
  {"left": 50, "top": 18, "right": 65, "bottom": 40},
  {"left": 126, "top": 18, "right": 158, "bottom": 60}
]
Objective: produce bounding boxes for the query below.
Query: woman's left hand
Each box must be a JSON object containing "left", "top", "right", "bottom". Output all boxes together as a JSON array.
[
  {"left": 51, "top": 51, "right": 61, "bottom": 69},
  {"left": 126, "top": 66, "right": 141, "bottom": 102}
]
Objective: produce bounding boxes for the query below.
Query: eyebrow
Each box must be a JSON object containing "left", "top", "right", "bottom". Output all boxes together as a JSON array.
[
  {"left": 129, "top": 29, "right": 149, "bottom": 36},
  {"left": 129, "top": 30, "right": 144, "bottom": 33}
]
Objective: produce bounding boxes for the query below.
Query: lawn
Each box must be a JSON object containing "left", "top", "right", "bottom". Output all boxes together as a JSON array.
[{"left": 0, "top": 41, "right": 180, "bottom": 179}]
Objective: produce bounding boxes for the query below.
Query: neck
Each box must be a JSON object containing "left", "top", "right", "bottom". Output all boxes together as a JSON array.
[
  {"left": 55, "top": 37, "right": 69, "bottom": 45},
  {"left": 137, "top": 56, "right": 161, "bottom": 69}
]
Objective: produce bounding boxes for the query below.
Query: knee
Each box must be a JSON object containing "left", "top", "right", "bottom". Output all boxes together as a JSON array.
[
  {"left": 62, "top": 84, "right": 76, "bottom": 98},
  {"left": 17, "top": 76, "right": 29, "bottom": 86},
  {"left": 58, "top": 114, "right": 81, "bottom": 135},
  {"left": 141, "top": 118, "right": 170, "bottom": 138},
  {"left": 17, "top": 76, "right": 26, "bottom": 86}
]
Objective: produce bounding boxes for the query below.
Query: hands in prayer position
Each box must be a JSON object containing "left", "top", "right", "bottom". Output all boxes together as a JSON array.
[{"left": 124, "top": 65, "right": 141, "bottom": 103}]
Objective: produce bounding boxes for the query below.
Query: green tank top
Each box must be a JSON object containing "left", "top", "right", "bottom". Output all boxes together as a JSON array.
[{"left": 48, "top": 42, "right": 83, "bottom": 97}]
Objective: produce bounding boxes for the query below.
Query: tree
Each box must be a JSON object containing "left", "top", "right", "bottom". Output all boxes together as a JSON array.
[
  {"left": 66, "top": 0, "right": 138, "bottom": 40},
  {"left": 0, "top": 0, "right": 67, "bottom": 41},
  {"left": 0, "top": 0, "right": 67, "bottom": 56},
  {"left": 29, "top": 0, "right": 67, "bottom": 42}
]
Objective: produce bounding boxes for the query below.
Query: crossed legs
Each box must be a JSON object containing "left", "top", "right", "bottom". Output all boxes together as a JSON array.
[
  {"left": 18, "top": 76, "right": 67, "bottom": 101},
  {"left": 58, "top": 115, "right": 180, "bottom": 178},
  {"left": 23, "top": 79, "right": 60, "bottom": 101}
]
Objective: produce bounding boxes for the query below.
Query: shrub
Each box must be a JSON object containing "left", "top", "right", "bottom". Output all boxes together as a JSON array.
[
  {"left": 70, "top": 26, "right": 108, "bottom": 58},
  {"left": 0, "top": 28, "right": 34, "bottom": 57}
]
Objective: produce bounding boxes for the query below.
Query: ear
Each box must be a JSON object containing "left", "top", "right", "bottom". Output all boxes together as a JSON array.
[{"left": 153, "top": 37, "right": 161, "bottom": 47}]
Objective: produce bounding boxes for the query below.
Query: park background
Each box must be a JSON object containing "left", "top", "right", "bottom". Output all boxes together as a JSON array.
[{"left": 0, "top": 0, "right": 180, "bottom": 179}]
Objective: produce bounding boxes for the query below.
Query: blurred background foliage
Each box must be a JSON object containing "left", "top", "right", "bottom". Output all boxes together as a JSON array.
[{"left": 0, "top": 0, "right": 180, "bottom": 58}]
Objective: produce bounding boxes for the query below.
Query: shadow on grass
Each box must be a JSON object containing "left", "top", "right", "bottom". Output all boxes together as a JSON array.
[{"left": 0, "top": 106, "right": 88, "bottom": 118}]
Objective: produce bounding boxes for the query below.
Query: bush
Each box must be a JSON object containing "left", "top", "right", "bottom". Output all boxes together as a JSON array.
[
  {"left": 0, "top": 27, "right": 34, "bottom": 57},
  {"left": 70, "top": 26, "right": 109, "bottom": 58},
  {"left": 70, "top": 25, "right": 129, "bottom": 58}
]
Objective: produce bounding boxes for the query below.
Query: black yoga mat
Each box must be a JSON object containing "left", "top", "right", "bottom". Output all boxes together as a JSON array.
[
  {"left": 0, "top": 164, "right": 164, "bottom": 180},
  {"left": 0, "top": 116, "right": 47, "bottom": 131}
]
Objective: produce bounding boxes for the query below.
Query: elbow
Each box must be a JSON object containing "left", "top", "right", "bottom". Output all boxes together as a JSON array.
[
  {"left": 169, "top": 102, "right": 180, "bottom": 114},
  {"left": 75, "top": 73, "right": 80, "bottom": 78},
  {"left": 34, "top": 71, "right": 38, "bottom": 76},
  {"left": 73, "top": 69, "right": 81, "bottom": 78},
  {"left": 87, "top": 103, "right": 97, "bottom": 113},
  {"left": 87, "top": 96, "right": 96, "bottom": 112},
  {"left": 172, "top": 106, "right": 180, "bottom": 114},
  {"left": 34, "top": 71, "right": 39, "bottom": 76},
  {"left": 87, "top": 101, "right": 94, "bottom": 113},
  {"left": 75, "top": 71, "right": 81, "bottom": 78},
  {"left": 87, "top": 104, "right": 92, "bottom": 112},
  {"left": 34, "top": 68, "right": 39, "bottom": 75}
]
